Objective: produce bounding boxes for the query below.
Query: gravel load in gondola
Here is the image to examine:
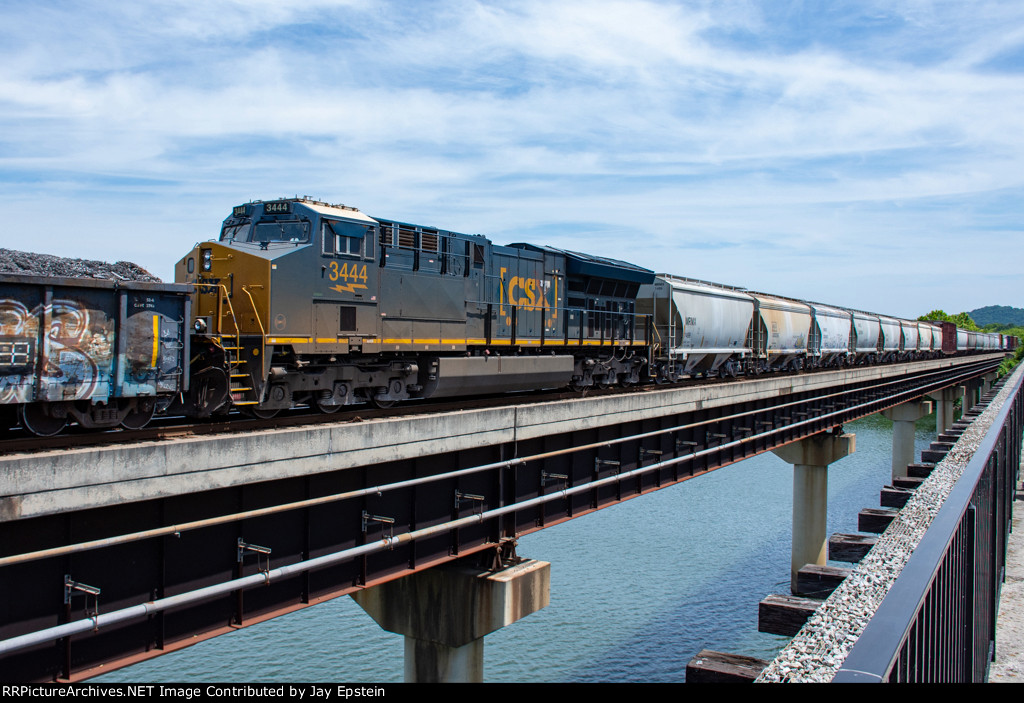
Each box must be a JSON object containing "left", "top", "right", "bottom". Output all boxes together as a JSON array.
[{"left": 0, "top": 248, "right": 161, "bottom": 282}]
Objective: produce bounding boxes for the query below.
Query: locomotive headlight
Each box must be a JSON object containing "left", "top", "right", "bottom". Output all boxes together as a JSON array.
[
  {"left": 201, "top": 249, "right": 213, "bottom": 272},
  {"left": 194, "top": 317, "right": 208, "bottom": 333}
]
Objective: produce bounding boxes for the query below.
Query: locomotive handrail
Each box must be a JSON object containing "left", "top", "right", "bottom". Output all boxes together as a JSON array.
[
  {"left": 241, "top": 284, "right": 268, "bottom": 397},
  {"left": 468, "top": 299, "right": 650, "bottom": 345}
]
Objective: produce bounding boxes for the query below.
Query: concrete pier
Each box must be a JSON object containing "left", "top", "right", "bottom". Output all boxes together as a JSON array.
[
  {"left": 882, "top": 400, "right": 933, "bottom": 480},
  {"left": 929, "top": 386, "right": 964, "bottom": 433},
  {"left": 772, "top": 432, "right": 856, "bottom": 591},
  {"left": 351, "top": 557, "right": 550, "bottom": 682}
]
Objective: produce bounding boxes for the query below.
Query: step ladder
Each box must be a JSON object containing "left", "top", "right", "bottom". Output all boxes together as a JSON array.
[{"left": 207, "top": 282, "right": 260, "bottom": 407}]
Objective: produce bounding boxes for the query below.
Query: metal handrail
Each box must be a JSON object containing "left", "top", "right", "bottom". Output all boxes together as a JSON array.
[{"left": 833, "top": 364, "right": 1023, "bottom": 682}]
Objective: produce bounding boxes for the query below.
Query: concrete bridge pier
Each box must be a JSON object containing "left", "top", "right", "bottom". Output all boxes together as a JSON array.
[
  {"left": 929, "top": 386, "right": 964, "bottom": 433},
  {"left": 964, "top": 379, "right": 980, "bottom": 413},
  {"left": 882, "top": 400, "right": 933, "bottom": 480},
  {"left": 983, "top": 372, "right": 998, "bottom": 395},
  {"left": 351, "top": 556, "right": 550, "bottom": 682},
  {"left": 772, "top": 432, "right": 856, "bottom": 592}
]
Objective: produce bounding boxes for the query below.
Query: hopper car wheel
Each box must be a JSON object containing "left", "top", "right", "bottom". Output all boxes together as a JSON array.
[
  {"left": 121, "top": 402, "right": 156, "bottom": 430},
  {"left": 20, "top": 404, "right": 67, "bottom": 437}
]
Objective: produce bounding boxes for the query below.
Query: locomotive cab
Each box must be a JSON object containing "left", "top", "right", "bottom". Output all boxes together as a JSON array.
[{"left": 176, "top": 198, "right": 382, "bottom": 416}]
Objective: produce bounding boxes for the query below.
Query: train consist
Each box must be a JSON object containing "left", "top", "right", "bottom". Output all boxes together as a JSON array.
[
  {"left": 0, "top": 197, "right": 1016, "bottom": 435},
  {"left": 639, "top": 275, "right": 1011, "bottom": 382}
]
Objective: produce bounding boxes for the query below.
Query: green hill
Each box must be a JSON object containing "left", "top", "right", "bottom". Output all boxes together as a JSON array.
[{"left": 970, "top": 306, "right": 1024, "bottom": 327}]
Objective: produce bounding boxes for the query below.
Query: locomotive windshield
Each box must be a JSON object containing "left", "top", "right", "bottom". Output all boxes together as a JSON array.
[
  {"left": 253, "top": 221, "right": 309, "bottom": 243},
  {"left": 219, "top": 220, "right": 311, "bottom": 244}
]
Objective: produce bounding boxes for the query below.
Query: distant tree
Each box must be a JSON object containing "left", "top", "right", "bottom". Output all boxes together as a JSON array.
[
  {"left": 950, "top": 312, "right": 980, "bottom": 331},
  {"left": 919, "top": 310, "right": 950, "bottom": 323},
  {"left": 917, "top": 310, "right": 979, "bottom": 331}
]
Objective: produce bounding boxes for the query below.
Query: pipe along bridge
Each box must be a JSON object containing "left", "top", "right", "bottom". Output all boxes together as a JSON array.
[{"left": 0, "top": 353, "right": 1005, "bottom": 681}]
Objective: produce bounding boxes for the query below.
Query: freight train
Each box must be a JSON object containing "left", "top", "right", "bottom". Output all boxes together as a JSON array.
[{"left": 0, "top": 197, "right": 1015, "bottom": 435}]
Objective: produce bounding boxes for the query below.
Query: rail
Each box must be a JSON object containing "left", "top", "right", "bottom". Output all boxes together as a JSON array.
[{"left": 833, "top": 363, "right": 1024, "bottom": 682}]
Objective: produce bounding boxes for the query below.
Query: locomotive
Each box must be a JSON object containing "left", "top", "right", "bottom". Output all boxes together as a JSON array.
[
  {"left": 174, "top": 198, "right": 654, "bottom": 418},
  {"left": 0, "top": 196, "right": 1016, "bottom": 435}
]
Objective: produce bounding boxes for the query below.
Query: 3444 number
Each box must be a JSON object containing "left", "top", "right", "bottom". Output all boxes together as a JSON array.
[{"left": 328, "top": 261, "right": 368, "bottom": 283}]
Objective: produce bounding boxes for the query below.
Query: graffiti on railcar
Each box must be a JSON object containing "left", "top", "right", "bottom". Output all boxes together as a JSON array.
[{"left": 0, "top": 298, "right": 112, "bottom": 404}]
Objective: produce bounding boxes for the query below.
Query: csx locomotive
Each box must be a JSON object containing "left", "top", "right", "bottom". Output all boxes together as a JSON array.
[
  {"left": 175, "top": 198, "right": 653, "bottom": 419},
  {"left": 0, "top": 196, "right": 1015, "bottom": 435}
]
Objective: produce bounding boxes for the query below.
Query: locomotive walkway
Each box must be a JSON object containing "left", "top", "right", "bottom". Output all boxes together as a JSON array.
[{"left": 0, "top": 353, "right": 1008, "bottom": 681}]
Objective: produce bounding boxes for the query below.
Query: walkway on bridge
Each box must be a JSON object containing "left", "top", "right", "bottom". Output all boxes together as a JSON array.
[{"left": 991, "top": 475, "right": 1024, "bottom": 683}]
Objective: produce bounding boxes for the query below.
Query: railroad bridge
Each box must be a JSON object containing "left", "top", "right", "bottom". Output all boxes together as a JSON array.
[{"left": 0, "top": 353, "right": 1009, "bottom": 682}]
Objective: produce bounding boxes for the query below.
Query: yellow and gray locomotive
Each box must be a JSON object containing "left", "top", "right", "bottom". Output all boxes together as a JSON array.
[{"left": 175, "top": 197, "right": 655, "bottom": 417}]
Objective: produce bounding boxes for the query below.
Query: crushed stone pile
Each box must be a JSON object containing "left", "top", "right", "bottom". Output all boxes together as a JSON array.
[{"left": 0, "top": 248, "right": 161, "bottom": 282}]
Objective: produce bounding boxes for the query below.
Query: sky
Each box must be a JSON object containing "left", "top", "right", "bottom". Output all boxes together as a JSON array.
[{"left": 1, "top": 0, "right": 1022, "bottom": 318}]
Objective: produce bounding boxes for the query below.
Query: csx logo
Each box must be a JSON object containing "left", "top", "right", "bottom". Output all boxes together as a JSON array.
[
  {"left": 499, "top": 268, "right": 558, "bottom": 324},
  {"left": 507, "top": 276, "right": 550, "bottom": 311}
]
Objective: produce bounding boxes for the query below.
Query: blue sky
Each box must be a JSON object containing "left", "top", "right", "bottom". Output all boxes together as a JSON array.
[{"left": 2, "top": 0, "right": 1022, "bottom": 317}]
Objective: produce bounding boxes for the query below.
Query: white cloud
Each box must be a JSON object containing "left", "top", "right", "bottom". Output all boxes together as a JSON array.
[{"left": 0, "top": 0, "right": 1022, "bottom": 315}]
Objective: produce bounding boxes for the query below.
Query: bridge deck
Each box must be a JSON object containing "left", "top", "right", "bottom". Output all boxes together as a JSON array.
[{"left": 0, "top": 354, "right": 1002, "bottom": 522}]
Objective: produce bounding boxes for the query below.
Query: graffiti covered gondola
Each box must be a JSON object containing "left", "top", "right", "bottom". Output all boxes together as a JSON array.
[{"left": 0, "top": 274, "right": 189, "bottom": 435}]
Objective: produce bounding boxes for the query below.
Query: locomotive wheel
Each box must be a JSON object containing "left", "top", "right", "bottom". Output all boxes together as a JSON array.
[
  {"left": 242, "top": 406, "right": 280, "bottom": 419},
  {"left": 121, "top": 401, "right": 156, "bottom": 430},
  {"left": 19, "top": 404, "right": 67, "bottom": 437},
  {"left": 369, "top": 397, "right": 396, "bottom": 409},
  {"left": 315, "top": 399, "right": 341, "bottom": 414}
]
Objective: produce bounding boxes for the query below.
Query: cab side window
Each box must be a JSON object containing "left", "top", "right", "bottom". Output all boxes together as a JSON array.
[{"left": 323, "top": 220, "right": 363, "bottom": 257}]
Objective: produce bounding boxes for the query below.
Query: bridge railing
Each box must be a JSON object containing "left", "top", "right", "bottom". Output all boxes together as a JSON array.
[{"left": 833, "top": 365, "right": 1023, "bottom": 682}]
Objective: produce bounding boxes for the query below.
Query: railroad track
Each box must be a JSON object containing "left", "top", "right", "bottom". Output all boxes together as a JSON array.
[
  {"left": 0, "top": 379, "right": 693, "bottom": 454},
  {"left": 0, "top": 357, "right": 997, "bottom": 455}
]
